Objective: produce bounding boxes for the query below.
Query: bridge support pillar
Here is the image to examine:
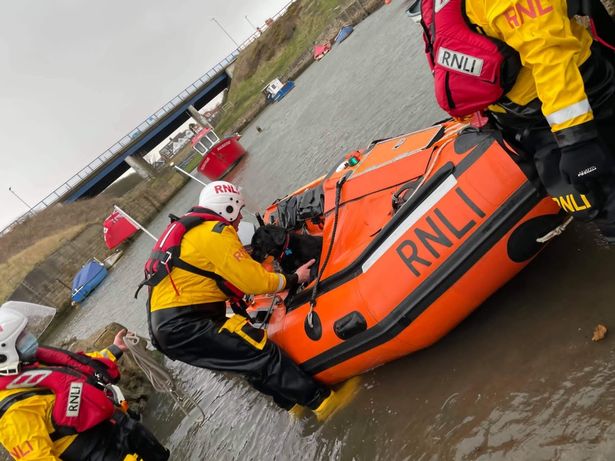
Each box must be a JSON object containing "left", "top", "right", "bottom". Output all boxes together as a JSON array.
[
  {"left": 124, "top": 155, "right": 156, "bottom": 179},
  {"left": 188, "top": 105, "right": 213, "bottom": 129}
]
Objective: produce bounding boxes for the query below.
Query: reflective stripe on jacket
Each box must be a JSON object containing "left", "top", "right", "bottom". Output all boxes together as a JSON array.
[
  {"left": 465, "top": 0, "right": 594, "bottom": 132},
  {"left": 150, "top": 221, "right": 286, "bottom": 311}
]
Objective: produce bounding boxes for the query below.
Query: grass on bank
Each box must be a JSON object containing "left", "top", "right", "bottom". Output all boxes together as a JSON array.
[
  {"left": 0, "top": 225, "right": 86, "bottom": 302},
  {"left": 215, "top": 0, "right": 351, "bottom": 134}
]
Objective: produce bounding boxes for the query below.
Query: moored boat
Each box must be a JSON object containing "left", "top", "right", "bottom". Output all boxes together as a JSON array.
[
  {"left": 250, "top": 120, "right": 565, "bottom": 385},
  {"left": 193, "top": 128, "right": 247, "bottom": 180},
  {"left": 71, "top": 258, "right": 108, "bottom": 303}
]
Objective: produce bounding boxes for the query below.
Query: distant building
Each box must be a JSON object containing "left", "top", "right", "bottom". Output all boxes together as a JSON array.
[{"left": 159, "top": 131, "right": 193, "bottom": 160}]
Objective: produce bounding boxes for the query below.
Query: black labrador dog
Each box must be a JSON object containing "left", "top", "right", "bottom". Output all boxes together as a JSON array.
[{"left": 250, "top": 224, "right": 322, "bottom": 280}]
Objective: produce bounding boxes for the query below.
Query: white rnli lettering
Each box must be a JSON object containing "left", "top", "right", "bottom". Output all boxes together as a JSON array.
[
  {"left": 577, "top": 166, "right": 597, "bottom": 177},
  {"left": 437, "top": 47, "right": 484, "bottom": 77},
  {"left": 66, "top": 382, "right": 83, "bottom": 417}
]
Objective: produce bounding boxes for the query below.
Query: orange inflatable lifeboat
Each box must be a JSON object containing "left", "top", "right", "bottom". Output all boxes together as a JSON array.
[{"left": 250, "top": 121, "right": 565, "bottom": 385}]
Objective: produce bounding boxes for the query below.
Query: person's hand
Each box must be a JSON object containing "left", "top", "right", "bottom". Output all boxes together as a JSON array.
[
  {"left": 560, "top": 138, "right": 614, "bottom": 193},
  {"left": 113, "top": 328, "right": 129, "bottom": 352},
  {"left": 295, "top": 259, "right": 316, "bottom": 284}
]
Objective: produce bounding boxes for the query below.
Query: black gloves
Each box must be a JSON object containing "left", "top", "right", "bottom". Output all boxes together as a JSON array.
[{"left": 559, "top": 137, "right": 614, "bottom": 193}]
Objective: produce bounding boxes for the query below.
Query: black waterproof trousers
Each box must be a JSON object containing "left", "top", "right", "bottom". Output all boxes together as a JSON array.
[
  {"left": 61, "top": 411, "right": 170, "bottom": 461},
  {"left": 149, "top": 303, "right": 330, "bottom": 410},
  {"left": 491, "top": 45, "right": 615, "bottom": 241}
]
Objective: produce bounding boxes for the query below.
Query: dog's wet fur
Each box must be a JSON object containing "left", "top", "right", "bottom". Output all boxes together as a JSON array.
[{"left": 250, "top": 224, "right": 322, "bottom": 278}]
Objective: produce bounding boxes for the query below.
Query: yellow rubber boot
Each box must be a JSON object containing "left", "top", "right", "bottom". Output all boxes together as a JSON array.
[
  {"left": 313, "top": 376, "right": 361, "bottom": 422},
  {"left": 288, "top": 404, "right": 306, "bottom": 419}
]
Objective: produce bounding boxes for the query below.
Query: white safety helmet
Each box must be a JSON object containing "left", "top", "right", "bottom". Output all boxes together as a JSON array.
[
  {"left": 0, "top": 308, "right": 28, "bottom": 376},
  {"left": 199, "top": 181, "right": 245, "bottom": 222},
  {"left": 0, "top": 302, "right": 56, "bottom": 376}
]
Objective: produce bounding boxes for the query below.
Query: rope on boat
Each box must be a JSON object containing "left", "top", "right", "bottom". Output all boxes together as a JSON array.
[
  {"left": 536, "top": 216, "right": 574, "bottom": 243},
  {"left": 123, "top": 331, "right": 206, "bottom": 423},
  {"left": 403, "top": 137, "right": 452, "bottom": 205},
  {"left": 262, "top": 294, "right": 282, "bottom": 328},
  {"left": 307, "top": 172, "right": 350, "bottom": 327}
]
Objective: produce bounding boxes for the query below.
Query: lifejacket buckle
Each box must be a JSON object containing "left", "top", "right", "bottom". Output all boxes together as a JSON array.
[{"left": 161, "top": 251, "right": 173, "bottom": 266}]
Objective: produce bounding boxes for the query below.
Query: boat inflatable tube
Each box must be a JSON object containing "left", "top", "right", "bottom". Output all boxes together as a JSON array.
[{"left": 253, "top": 121, "right": 564, "bottom": 385}]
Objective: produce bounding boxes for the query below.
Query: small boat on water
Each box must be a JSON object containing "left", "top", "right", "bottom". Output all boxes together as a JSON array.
[
  {"left": 71, "top": 258, "right": 108, "bottom": 303},
  {"left": 334, "top": 25, "right": 354, "bottom": 45},
  {"left": 263, "top": 78, "right": 295, "bottom": 103},
  {"left": 313, "top": 42, "right": 331, "bottom": 61},
  {"left": 249, "top": 120, "right": 564, "bottom": 385},
  {"left": 103, "top": 210, "right": 139, "bottom": 250},
  {"left": 193, "top": 128, "right": 247, "bottom": 180}
]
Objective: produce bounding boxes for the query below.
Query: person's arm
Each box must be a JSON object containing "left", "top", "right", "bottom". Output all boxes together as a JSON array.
[
  {"left": 491, "top": 1, "right": 593, "bottom": 135},
  {"left": 85, "top": 329, "right": 128, "bottom": 362},
  {"left": 0, "top": 404, "right": 60, "bottom": 460},
  {"left": 206, "top": 226, "right": 288, "bottom": 294},
  {"left": 490, "top": 2, "right": 612, "bottom": 188}
]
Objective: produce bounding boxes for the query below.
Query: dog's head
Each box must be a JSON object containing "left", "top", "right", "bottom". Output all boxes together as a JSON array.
[{"left": 250, "top": 224, "right": 288, "bottom": 262}]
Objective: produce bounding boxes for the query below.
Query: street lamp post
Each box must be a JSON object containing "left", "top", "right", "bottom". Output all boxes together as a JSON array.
[
  {"left": 8, "top": 186, "right": 33, "bottom": 215},
  {"left": 211, "top": 17, "right": 239, "bottom": 48},
  {"left": 244, "top": 15, "right": 258, "bottom": 32}
]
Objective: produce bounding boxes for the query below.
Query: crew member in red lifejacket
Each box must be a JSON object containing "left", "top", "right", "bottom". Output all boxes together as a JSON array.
[
  {"left": 421, "top": 0, "right": 615, "bottom": 242},
  {"left": 140, "top": 180, "right": 358, "bottom": 421},
  {"left": 0, "top": 304, "right": 169, "bottom": 461}
]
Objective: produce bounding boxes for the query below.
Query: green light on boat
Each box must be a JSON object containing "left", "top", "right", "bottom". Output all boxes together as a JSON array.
[{"left": 348, "top": 156, "right": 359, "bottom": 166}]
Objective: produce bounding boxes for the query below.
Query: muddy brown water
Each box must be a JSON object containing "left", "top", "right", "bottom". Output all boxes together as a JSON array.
[{"left": 43, "top": 3, "right": 615, "bottom": 460}]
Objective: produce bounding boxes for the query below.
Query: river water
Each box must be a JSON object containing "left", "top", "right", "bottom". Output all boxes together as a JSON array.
[{"left": 46, "top": 2, "right": 615, "bottom": 460}]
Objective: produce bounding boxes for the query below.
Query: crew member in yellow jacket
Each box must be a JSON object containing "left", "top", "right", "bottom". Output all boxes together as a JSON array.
[
  {"left": 455, "top": 0, "right": 614, "bottom": 240},
  {"left": 145, "top": 181, "right": 357, "bottom": 421},
  {"left": 0, "top": 303, "right": 169, "bottom": 461}
]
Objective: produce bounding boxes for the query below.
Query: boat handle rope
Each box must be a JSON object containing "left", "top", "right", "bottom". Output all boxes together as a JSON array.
[
  {"left": 123, "top": 331, "right": 207, "bottom": 424},
  {"left": 536, "top": 215, "right": 574, "bottom": 243},
  {"left": 403, "top": 137, "right": 451, "bottom": 205},
  {"left": 307, "top": 172, "right": 350, "bottom": 328},
  {"left": 262, "top": 294, "right": 282, "bottom": 329}
]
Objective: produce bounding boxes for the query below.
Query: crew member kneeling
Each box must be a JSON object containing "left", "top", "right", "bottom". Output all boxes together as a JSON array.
[
  {"left": 138, "top": 181, "right": 356, "bottom": 421},
  {"left": 0, "top": 305, "right": 169, "bottom": 461}
]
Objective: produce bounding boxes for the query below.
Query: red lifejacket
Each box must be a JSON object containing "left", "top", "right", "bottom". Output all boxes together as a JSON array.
[
  {"left": 0, "top": 346, "right": 120, "bottom": 434},
  {"left": 135, "top": 207, "right": 245, "bottom": 301},
  {"left": 420, "top": 0, "right": 522, "bottom": 117}
]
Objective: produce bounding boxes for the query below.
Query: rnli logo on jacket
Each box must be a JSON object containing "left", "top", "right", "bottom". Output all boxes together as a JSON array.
[
  {"left": 503, "top": 0, "right": 553, "bottom": 29},
  {"left": 6, "top": 370, "right": 52, "bottom": 389},
  {"left": 66, "top": 382, "right": 83, "bottom": 417},
  {"left": 437, "top": 48, "right": 483, "bottom": 77},
  {"left": 434, "top": 0, "right": 451, "bottom": 12}
]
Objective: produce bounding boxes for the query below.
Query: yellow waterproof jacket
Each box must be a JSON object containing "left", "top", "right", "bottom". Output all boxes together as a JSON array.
[
  {"left": 0, "top": 347, "right": 140, "bottom": 461},
  {"left": 150, "top": 221, "right": 287, "bottom": 311},
  {"left": 465, "top": 0, "right": 594, "bottom": 133}
]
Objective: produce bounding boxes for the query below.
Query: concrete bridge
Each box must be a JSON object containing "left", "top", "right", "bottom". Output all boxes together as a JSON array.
[
  {"left": 53, "top": 59, "right": 234, "bottom": 205},
  {"left": 0, "top": 1, "right": 298, "bottom": 236},
  {"left": 61, "top": 67, "right": 232, "bottom": 203}
]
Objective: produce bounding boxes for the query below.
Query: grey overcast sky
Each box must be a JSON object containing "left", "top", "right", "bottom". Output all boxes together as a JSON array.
[{"left": 0, "top": 0, "right": 290, "bottom": 230}]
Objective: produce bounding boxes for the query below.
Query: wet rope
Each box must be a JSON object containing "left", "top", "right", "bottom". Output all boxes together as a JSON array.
[
  {"left": 123, "top": 332, "right": 206, "bottom": 423},
  {"left": 536, "top": 216, "right": 574, "bottom": 243}
]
